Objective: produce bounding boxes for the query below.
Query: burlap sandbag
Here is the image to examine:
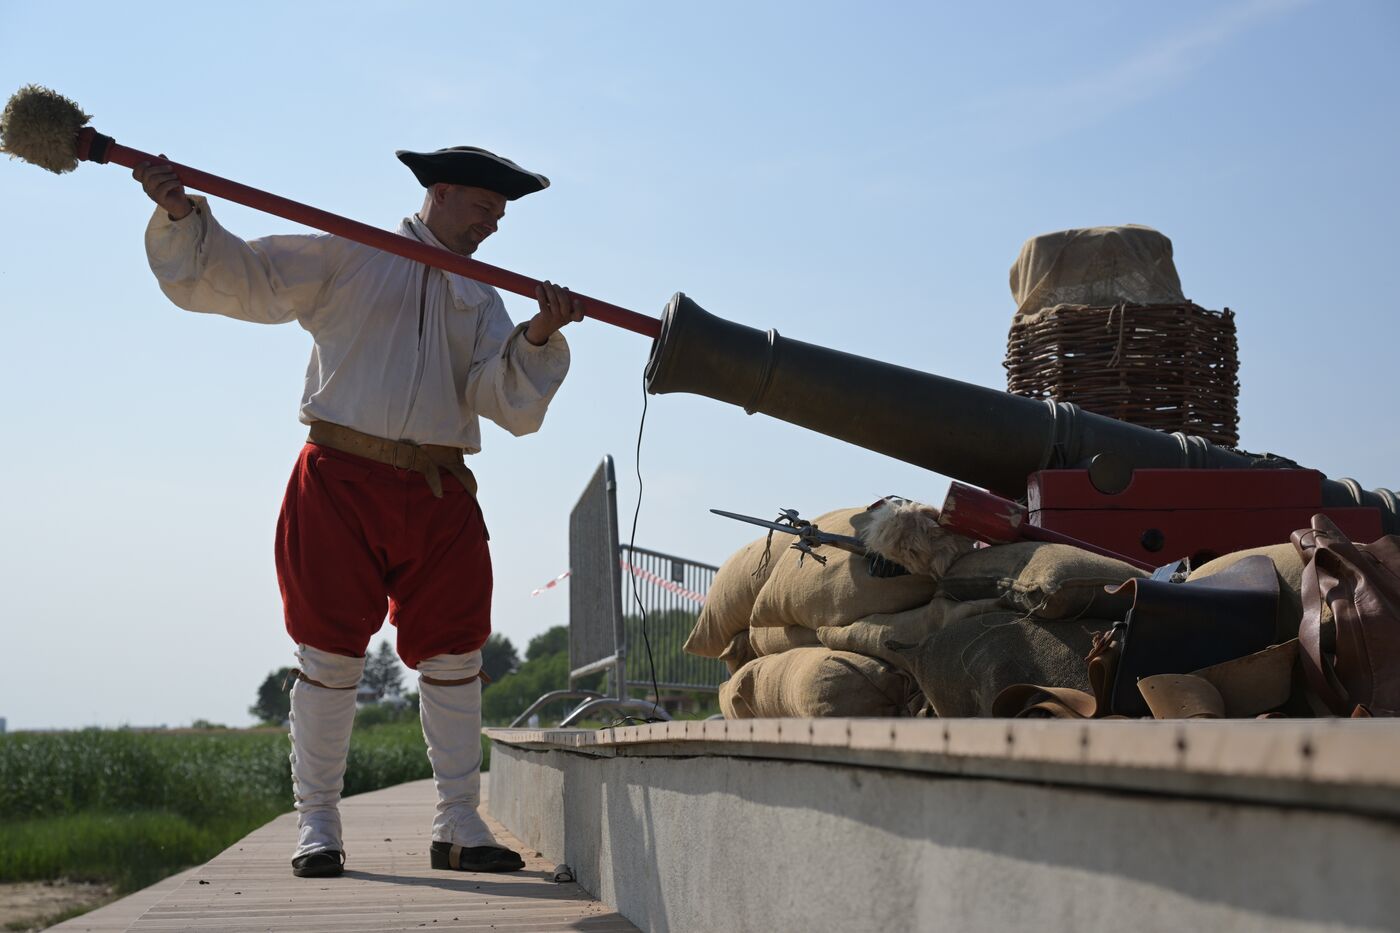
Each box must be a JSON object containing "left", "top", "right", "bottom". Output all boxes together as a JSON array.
[
  {"left": 1010, "top": 225, "right": 1185, "bottom": 316},
  {"left": 719, "top": 647, "right": 920, "bottom": 719},
  {"left": 683, "top": 536, "right": 774, "bottom": 659},
  {"left": 816, "top": 598, "right": 945, "bottom": 668},
  {"left": 1188, "top": 542, "right": 1307, "bottom": 641},
  {"left": 937, "top": 542, "right": 1144, "bottom": 621},
  {"left": 718, "top": 629, "right": 757, "bottom": 675},
  {"left": 749, "top": 624, "right": 821, "bottom": 657},
  {"left": 750, "top": 507, "right": 940, "bottom": 631},
  {"left": 822, "top": 597, "right": 1114, "bottom": 717},
  {"left": 915, "top": 602, "right": 1113, "bottom": 718}
]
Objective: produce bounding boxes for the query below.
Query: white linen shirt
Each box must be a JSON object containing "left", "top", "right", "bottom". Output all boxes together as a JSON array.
[{"left": 144, "top": 196, "right": 570, "bottom": 452}]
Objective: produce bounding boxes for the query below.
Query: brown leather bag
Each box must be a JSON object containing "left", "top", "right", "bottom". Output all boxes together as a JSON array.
[{"left": 1291, "top": 514, "right": 1400, "bottom": 716}]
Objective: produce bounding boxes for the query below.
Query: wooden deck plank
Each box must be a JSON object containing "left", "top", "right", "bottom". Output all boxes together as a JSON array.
[
  {"left": 31, "top": 868, "right": 201, "bottom": 932},
  {"left": 50, "top": 778, "right": 634, "bottom": 932}
]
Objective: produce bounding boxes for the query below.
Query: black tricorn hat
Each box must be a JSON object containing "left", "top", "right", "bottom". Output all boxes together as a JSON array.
[{"left": 395, "top": 146, "right": 550, "bottom": 200}]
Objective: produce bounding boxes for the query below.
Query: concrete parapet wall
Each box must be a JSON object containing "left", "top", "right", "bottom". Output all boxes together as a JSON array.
[{"left": 488, "top": 721, "right": 1400, "bottom": 932}]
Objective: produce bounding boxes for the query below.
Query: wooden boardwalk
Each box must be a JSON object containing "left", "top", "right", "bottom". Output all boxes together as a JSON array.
[{"left": 50, "top": 778, "right": 635, "bottom": 932}]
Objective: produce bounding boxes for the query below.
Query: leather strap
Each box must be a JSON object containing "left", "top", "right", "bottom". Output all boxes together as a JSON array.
[
  {"left": 1294, "top": 521, "right": 1348, "bottom": 712},
  {"left": 448, "top": 844, "right": 463, "bottom": 870},
  {"left": 420, "top": 670, "right": 491, "bottom": 687},
  {"left": 290, "top": 668, "right": 358, "bottom": 690},
  {"left": 1293, "top": 515, "right": 1400, "bottom": 715},
  {"left": 307, "top": 421, "right": 478, "bottom": 499}
]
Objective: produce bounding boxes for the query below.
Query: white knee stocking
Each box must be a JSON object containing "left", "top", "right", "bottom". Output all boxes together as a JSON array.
[
  {"left": 417, "top": 651, "right": 497, "bottom": 848},
  {"left": 289, "top": 644, "right": 364, "bottom": 858}
]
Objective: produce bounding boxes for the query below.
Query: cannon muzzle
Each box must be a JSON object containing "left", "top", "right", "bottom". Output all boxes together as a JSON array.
[{"left": 644, "top": 293, "right": 1399, "bottom": 534}]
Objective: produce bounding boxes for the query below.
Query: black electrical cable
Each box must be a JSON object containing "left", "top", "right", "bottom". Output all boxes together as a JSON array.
[{"left": 625, "top": 371, "right": 664, "bottom": 722}]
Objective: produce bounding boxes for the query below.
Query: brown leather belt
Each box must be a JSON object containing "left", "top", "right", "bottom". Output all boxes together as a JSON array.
[{"left": 307, "top": 421, "right": 478, "bottom": 499}]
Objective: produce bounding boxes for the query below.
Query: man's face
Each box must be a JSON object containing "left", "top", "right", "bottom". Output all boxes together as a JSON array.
[{"left": 427, "top": 184, "right": 508, "bottom": 256}]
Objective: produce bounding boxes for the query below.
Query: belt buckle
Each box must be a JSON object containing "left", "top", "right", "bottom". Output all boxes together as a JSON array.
[{"left": 390, "top": 440, "right": 418, "bottom": 471}]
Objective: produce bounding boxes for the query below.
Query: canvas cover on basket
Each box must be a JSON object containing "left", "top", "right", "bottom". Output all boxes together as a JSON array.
[{"left": 1010, "top": 225, "right": 1185, "bottom": 315}]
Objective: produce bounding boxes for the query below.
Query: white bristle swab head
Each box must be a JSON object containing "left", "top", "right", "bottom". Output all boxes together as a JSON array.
[{"left": 0, "top": 85, "right": 91, "bottom": 174}]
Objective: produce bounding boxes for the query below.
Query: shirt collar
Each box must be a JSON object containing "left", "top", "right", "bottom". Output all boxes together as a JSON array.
[
  {"left": 401, "top": 213, "right": 446, "bottom": 249},
  {"left": 399, "top": 214, "right": 492, "bottom": 307}
]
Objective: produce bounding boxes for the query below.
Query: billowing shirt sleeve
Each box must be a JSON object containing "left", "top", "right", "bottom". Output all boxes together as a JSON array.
[
  {"left": 463, "top": 293, "right": 571, "bottom": 437},
  {"left": 144, "top": 196, "right": 336, "bottom": 327}
]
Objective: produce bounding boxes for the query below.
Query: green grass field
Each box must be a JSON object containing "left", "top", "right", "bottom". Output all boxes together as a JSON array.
[{"left": 0, "top": 720, "right": 484, "bottom": 895}]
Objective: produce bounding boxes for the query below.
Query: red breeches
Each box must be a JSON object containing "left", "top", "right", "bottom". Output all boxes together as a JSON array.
[{"left": 275, "top": 443, "right": 492, "bottom": 669}]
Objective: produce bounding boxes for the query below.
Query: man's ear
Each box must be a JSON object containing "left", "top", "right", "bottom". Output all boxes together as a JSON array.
[{"left": 431, "top": 183, "right": 452, "bottom": 205}]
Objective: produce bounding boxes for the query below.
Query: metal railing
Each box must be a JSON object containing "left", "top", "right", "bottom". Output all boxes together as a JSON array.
[
  {"left": 618, "top": 543, "right": 724, "bottom": 692},
  {"left": 510, "top": 455, "right": 724, "bottom": 728}
]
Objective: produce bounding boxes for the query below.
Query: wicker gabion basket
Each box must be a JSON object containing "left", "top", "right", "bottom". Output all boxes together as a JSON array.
[{"left": 1004, "top": 302, "right": 1240, "bottom": 447}]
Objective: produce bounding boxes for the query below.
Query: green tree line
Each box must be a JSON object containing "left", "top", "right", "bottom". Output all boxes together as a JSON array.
[
  {"left": 480, "top": 614, "right": 724, "bottom": 725},
  {"left": 249, "top": 611, "right": 725, "bottom": 729}
]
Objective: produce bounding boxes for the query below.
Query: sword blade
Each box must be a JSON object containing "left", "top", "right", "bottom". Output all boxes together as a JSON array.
[
  {"left": 709, "top": 509, "right": 805, "bottom": 536},
  {"left": 709, "top": 508, "right": 868, "bottom": 555}
]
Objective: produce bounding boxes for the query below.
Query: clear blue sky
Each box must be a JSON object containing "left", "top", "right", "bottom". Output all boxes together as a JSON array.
[{"left": 1, "top": 0, "right": 1395, "bottom": 729}]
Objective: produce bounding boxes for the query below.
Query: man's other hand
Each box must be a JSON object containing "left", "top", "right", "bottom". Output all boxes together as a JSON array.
[
  {"left": 133, "top": 155, "right": 193, "bottom": 220},
  {"left": 526, "top": 281, "right": 584, "bottom": 345}
]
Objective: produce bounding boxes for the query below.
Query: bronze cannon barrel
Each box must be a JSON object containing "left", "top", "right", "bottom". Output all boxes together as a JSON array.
[{"left": 644, "top": 293, "right": 1399, "bottom": 533}]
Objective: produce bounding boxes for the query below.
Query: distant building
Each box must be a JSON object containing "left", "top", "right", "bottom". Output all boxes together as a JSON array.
[{"left": 355, "top": 686, "right": 409, "bottom": 709}]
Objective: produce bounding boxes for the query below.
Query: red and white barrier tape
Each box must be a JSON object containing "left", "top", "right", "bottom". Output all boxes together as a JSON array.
[
  {"left": 529, "top": 561, "right": 707, "bottom": 606},
  {"left": 618, "top": 559, "right": 708, "bottom": 605},
  {"left": 529, "top": 569, "right": 571, "bottom": 597}
]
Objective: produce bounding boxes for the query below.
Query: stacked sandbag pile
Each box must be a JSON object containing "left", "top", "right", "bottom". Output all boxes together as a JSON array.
[
  {"left": 684, "top": 499, "right": 1154, "bottom": 718},
  {"left": 687, "top": 499, "right": 1333, "bottom": 719},
  {"left": 684, "top": 501, "right": 968, "bottom": 718},
  {"left": 822, "top": 542, "right": 1147, "bottom": 716}
]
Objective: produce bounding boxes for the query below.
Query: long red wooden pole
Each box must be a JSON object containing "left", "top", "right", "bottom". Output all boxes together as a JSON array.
[{"left": 76, "top": 128, "right": 662, "bottom": 339}]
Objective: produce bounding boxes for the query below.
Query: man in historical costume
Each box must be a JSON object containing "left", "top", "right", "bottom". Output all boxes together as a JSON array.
[{"left": 135, "top": 145, "right": 583, "bottom": 878}]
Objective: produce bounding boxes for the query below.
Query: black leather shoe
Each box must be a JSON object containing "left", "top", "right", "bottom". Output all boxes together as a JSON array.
[
  {"left": 291, "top": 850, "right": 345, "bottom": 878},
  {"left": 430, "top": 841, "right": 524, "bottom": 873}
]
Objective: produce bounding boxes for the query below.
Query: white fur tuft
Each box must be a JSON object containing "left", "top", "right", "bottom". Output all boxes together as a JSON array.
[
  {"left": 1, "top": 85, "right": 90, "bottom": 174},
  {"left": 858, "top": 499, "right": 973, "bottom": 579}
]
